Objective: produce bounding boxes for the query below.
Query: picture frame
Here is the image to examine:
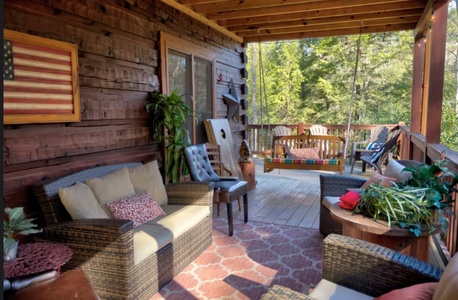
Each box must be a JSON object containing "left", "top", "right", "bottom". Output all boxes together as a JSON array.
[{"left": 3, "top": 29, "right": 80, "bottom": 124}]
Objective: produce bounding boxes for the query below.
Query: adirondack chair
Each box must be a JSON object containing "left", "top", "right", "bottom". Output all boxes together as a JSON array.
[
  {"left": 273, "top": 125, "right": 292, "bottom": 136},
  {"left": 310, "top": 125, "right": 328, "bottom": 135},
  {"left": 349, "top": 125, "right": 389, "bottom": 173},
  {"left": 358, "top": 127, "right": 402, "bottom": 173}
]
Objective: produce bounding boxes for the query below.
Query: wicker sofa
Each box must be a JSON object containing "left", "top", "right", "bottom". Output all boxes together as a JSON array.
[
  {"left": 33, "top": 162, "right": 214, "bottom": 300},
  {"left": 261, "top": 234, "right": 454, "bottom": 299}
]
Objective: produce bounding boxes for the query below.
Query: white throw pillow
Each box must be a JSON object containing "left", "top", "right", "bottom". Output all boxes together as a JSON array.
[
  {"left": 85, "top": 167, "right": 136, "bottom": 217},
  {"left": 58, "top": 182, "right": 109, "bottom": 220},
  {"left": 128, "top": 160, "right": 168, "bottom": 206},
  {"left": 383, "top": 160, "right": 412, "bottom": 182}
]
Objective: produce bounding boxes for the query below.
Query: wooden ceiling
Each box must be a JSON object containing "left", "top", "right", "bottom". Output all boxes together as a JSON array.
[{"left": 161, "top": 0, "right": 446, "bottom": 43}]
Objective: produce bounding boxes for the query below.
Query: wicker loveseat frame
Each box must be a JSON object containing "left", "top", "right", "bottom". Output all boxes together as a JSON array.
[
  {"left": 33, "top": 163, "right": 214, "bottom": 300},
  {"left": 263, "top": 134, "right": 345, "bottom": 174},
  {"left": 261, "top": 234, "right": 443, "bottom": 299}
]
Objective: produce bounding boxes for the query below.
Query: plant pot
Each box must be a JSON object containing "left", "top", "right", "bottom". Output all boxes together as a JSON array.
[{"left": 4, "top": 239, "right": 19, "bottom": 261}]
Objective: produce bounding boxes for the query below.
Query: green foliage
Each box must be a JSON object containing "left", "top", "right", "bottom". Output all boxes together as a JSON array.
[
  {"left": 145, "top": 91, "right": 194, "bottom": 183},
  {"left": 4, "top": 207, "right": 42, "bottom": 251}
]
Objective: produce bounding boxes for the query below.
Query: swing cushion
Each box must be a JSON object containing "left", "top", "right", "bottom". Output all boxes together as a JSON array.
[
  {"left": 288, "top": 148, "right": 320, "bottom": 160},
  {"left": 265, "top": 157, "right": 341, "bottom": 165}
]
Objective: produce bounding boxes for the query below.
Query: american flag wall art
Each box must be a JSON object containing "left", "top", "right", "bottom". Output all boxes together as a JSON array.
[{"left": 3, "top": 30, "right": 80, "bottom": 124}]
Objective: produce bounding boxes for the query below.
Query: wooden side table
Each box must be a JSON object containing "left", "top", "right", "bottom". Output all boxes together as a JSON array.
[
  {"left": 330, "top": 203, "right": 438, "bottom": 262},
  {"left": 5, "top": 268, "right": 99, "bottom": 300}
]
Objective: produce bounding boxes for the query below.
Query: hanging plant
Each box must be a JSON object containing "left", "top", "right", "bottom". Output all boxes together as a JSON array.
[{"left": 145, "top": 90, "right": 195, "bottom": 183}]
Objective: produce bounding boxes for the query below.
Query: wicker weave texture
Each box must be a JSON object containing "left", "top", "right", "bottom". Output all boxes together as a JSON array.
[
  {"left": 33, "top": 163, "right": 213, "bottom": 300},
  {"left": 322, "top": 234, "right": 443, "bottom": 297},
  {"left": 260, "top": 285, "right": 314, "bottom": 300},
  {"left": 319, "top": 175, "right": 366, "bottom": 236}
]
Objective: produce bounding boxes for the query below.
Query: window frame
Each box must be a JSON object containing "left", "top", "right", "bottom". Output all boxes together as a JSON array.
[{"left": 159, "top": 32, "right": 217, "bottom": 144}]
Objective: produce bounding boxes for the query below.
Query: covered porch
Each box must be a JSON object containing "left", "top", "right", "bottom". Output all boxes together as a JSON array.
[{"left": 3, "top": 0, "right": 457, "bottom": 299}]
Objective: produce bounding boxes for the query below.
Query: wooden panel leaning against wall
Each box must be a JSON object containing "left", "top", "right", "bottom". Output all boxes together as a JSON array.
[{"left": 3, "top": 0, "right": 246, "bottom": 227}]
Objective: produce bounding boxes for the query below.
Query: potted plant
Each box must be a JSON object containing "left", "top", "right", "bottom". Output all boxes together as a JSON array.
[
  {"left": 355, "top": 153, "right": 458, "bottom": 236},
  {"left": 3, "top": 207, "right": 42, "bottom": 261},
  {"left": 145, "top": 90, "right": 194, "bottom": 183}
]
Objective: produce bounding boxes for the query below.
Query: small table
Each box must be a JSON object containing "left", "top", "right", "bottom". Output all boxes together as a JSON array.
[
  {"left": 330, "top": 203, "right": 438, "bottom": 262},
  {"left": 4, "top": 242, "right": 73, "bottom": 279}
]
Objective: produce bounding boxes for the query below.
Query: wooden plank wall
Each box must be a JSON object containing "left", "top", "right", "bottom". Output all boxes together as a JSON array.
[{"left": 3, "top": 0, "right": 246, "bottom": 223}]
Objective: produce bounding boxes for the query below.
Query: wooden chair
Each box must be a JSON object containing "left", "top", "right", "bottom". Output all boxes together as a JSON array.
[
  {"left": 273, "top": 126, "right": 292, "bottom": 136},
  {"left": 204, "top": 143, "right": 241, "bottom": 216},
  {"left": 310, "top": 125, "right": 328, "bottom": 135}
]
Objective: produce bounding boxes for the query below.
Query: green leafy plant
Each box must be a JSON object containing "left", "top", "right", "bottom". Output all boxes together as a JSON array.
[
  {"left": 145, "top": 90, "right": 194, "bottom": 183},
  {"left": 3, "top": 207, "right": 42, "bottom": 254},
  {"left": 356, "top": 153, "right": 458, "bottom": 236}
]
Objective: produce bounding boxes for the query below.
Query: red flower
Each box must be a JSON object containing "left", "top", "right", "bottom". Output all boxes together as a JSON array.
[{"left": 339, "top": 190, "right": 361, "bottom": 210}]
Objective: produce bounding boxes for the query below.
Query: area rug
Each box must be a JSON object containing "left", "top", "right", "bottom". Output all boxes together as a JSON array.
[{"left": 151, "top": 218, "right": 323, "bottom": 300}]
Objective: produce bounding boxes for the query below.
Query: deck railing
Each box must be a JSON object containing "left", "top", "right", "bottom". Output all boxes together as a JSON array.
[
  {"left": 248, "top": 123, "right": 458, "bottom": 258},
  {"left": 247, "top": 123, "right": 397, "bottom": 154}
]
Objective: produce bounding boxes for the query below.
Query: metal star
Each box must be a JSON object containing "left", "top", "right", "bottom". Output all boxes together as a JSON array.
[{"left": 222, "top": 79, "right": 240, "bottom": 121}]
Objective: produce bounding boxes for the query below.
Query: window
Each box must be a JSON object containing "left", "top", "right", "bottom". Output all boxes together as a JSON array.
[{"left": 160, "top": 33, "right": 216, "bottom": 144}]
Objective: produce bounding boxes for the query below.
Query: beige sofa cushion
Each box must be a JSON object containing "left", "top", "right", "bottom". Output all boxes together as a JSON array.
[
  {"left": 128, "top": 160, "right": 168, "bottom": 206},
  {"left": 85, "top": 167, "right": 136, "bottom": 217},
  {"left": 133, "top": 205, "right": 210, "bottom": 265},
  {"left": 323, "top": 196, "right": 340, "bottom": 210},
  {"left": 309, "top": 279, "right": 373, "bottom": 300},
  {"left": 133, "top": 224, "right": 174, "bottom": 265},
  {"left": 58, "top": 182, "right": 109, "bottom": 220},
  {"left": 433, "top": 253, "right": 458, "bottom": 300},
  {"left": 148, "top": 205, "right": 211, "bottom": 238}
]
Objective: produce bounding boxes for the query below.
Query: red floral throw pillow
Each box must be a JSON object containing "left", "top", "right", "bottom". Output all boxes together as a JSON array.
[
  {"left": 289, "top": 148, "right": 320, "bottom": 160},
  {"left": 107, "top": 191, "right": 165, "bottom": 228},
  {"left": 374, "top": 282, "right": 437, "bottom": 300}
]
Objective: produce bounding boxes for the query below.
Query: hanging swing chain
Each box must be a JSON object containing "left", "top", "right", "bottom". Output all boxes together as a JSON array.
[
  {"left": 343, "top": 21, "right": 363, "bottom": 159},
  {"left": 257, "top": 29, "right": 271, "bottom": 151}
]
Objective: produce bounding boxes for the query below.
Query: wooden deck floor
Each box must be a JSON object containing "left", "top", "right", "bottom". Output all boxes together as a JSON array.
[
  {"left": 213, "top": 157, "right": 446, "bottom": 268},
  {"left": 214, "top": 157, "right": 369, "bottom": 227}
]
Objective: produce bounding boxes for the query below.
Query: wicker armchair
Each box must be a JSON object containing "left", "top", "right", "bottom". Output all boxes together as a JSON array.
[
  {"left": 261, "top": 234, "right": 443, "bottom": 299},
  {"left": 319, "top": 159, "right": 423, "bottom": 236}
]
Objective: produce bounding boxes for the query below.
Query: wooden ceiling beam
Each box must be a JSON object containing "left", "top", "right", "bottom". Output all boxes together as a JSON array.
[
  {"left": 237, "top": 16, "right": 419, "bottom": 37},
  {"left": 218, "top": 2, "right": 426, "bottom": 26},
  {"left": 178, "top": 0, "right": 228, "bottom": 5},
  {"left": 244, "top": 23, "right": 417, "bottom": 43},
  {"left": 414, "top": 0, "right": 449, "bottom": 40},
  {"left": 159, "top": 0, "right": 244, "bottom": 43},
  {"left": 206, "top": 0, "right": 425, "bottom": 20},
  {"left": 193, "top": 0, "right": 323, "bottom": 13},
  {"left": 228, "top": 9, "right": 423, "bottom": 32}
]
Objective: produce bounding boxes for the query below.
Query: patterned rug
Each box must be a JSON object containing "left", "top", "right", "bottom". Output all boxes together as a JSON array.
[{"left": 151, "top": 218, "right": 323, "bottom": 300}]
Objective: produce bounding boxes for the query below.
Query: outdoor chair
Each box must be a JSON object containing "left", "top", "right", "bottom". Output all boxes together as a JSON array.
[
  {"left": 204, "top": 143, "right": 241, "bottom": 216},
  {"left": 310, "top": 125, "right": 328, "bottom": 135},
  {"left": 273, "top": 125, "right": 293, "bottom": 136},
  {"left": 319, "top": 159, "right": 423, "bottom": 236},
  {"left": 261, "top": 234, "right": 455, "bottom": 299},
  {"left": 349, "top": 125, "right": 389, "bottom": 170},
  {"left": 184, "top": 144, "right": 248, "bottom": 236}
]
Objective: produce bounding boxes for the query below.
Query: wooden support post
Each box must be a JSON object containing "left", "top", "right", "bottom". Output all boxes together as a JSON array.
[{"left": 424, "top": 3, "right": 448, "bottom": 144}]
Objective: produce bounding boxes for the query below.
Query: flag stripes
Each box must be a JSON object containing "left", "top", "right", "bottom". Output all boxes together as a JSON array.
[{"left": 4, "top": 39, "right": 74, "bottom": 115}]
